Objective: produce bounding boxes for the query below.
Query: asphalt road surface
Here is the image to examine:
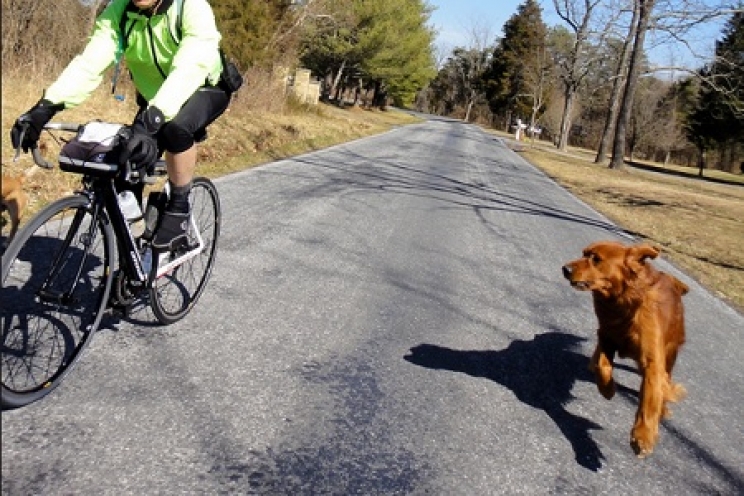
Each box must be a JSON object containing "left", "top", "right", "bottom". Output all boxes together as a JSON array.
[{"left": 2, "top": 117, "right": 743, "bottom": 495}]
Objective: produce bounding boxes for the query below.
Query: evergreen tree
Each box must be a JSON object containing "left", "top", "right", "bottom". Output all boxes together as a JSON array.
[
  {"left": 687, "top": 10, "right": 744, "bottom": 172},
  {"left": 299, "top": 0, "right": 358, "bottom": 99},
  {"left": 212, "top": 0, "right": 295, "bottom": 69},
  {"left": 300, "top": 0, "right": 435, "bottom": 107},
  {"left": 358, "top": 0, "right": 436, "bottom": 106},
  {"left": 483, "top": 0, "right": 548, "bottom": 130}
]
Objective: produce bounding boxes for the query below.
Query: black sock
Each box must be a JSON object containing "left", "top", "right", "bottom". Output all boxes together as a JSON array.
[{"left": 166, "top": 181, "right": 191, "bottom": 213}]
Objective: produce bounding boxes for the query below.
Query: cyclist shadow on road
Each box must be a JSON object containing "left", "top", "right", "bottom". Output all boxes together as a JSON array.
[{"left": 404, "top": 331, "right": 605, "bottom": 471}]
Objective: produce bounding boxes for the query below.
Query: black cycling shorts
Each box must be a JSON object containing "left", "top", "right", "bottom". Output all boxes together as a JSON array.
[{"left": 138, "top": 86, "right": 230, "bottom": 154}]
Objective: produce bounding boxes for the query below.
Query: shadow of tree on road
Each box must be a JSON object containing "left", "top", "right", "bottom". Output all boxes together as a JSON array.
[{"left": 404, "top": 331, "right": 605, "bottom": 471}]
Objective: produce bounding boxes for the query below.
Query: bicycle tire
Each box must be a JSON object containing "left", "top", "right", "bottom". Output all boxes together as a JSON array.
[
  {"left": 1, "top": 195, "right": 114, "bottom": 410},
  {"left": 149, "top": 177, "right": 220, "bottom": 324}
]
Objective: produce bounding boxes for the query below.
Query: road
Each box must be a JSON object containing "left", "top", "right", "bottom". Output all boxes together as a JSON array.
[{"left": 2, "top": 117, "right": 743, "bottom": 494}]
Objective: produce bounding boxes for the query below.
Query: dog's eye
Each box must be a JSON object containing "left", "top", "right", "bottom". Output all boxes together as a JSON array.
[{"left": 591, "top": 254, "right": 602, "bottom": 264}]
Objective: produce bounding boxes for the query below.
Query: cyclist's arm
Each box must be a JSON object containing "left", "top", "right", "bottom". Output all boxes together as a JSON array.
[
  {"left": 43, "top": 0, "right": 126, "bottom": 108},
  {"left": 149, "top": 0, "right": 222, "bottom": 121}
]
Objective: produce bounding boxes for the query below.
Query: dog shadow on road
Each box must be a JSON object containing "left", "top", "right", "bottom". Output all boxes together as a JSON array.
[{"left": 404, "top": 331, "right": 605, "bottom": 471}]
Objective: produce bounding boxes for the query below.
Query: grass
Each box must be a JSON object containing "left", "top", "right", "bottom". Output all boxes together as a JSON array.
[
  {"left": 1, "top": 73, "right": 420, "bottom": 224},
  {"left": 3, "top": 72, "right": 742, "bottom": 312}
]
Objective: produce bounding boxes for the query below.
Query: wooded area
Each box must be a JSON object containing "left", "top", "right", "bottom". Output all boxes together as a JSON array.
[
  {"left": 419, "top": 0, "right": 744, "bottom": 174},
  {"left": 1, "top": 0, "right": 437, "bottom": 109},
  {"left": 1, "top": 0, "right": 741, "bottom": 173}
]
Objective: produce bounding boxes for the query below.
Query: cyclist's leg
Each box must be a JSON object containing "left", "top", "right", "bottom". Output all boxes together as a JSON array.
[
  {"left": 152, "top": 86, "right": 229, "bottom": 251},
  {"left": 1, "top": 195, "right": 114, "bottom": 410},
  {"left": 149, "top": 177, "right": 220, "bottom": 325}
]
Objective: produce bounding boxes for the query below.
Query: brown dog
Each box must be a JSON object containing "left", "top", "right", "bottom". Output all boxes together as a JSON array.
[
  {"left": 1, "top": 173, "right": 29, "bottom": 248},
  {"left": 562, "top": 241, "right": 688, "bottom": 458}
]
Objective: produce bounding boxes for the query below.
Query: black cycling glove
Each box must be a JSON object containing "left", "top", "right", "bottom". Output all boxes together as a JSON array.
[
  {"left": 120, "top": 106, "right": 165, "bottom": 170},
  {"left": 11, "top": 99, "right": 64, "bottom": 152}
]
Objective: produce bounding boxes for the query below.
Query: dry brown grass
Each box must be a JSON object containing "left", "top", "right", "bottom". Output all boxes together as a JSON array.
[
  {"left": 510, "top": 138, "right": 744, "bottom": 312},
  {"left": 1, "top": 71, "right": 419, "bottom": 239}
]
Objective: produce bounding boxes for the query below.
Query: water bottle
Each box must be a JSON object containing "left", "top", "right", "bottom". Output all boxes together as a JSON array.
[{"left": 117, "top": 190, "right": 145, "bottom": 238}]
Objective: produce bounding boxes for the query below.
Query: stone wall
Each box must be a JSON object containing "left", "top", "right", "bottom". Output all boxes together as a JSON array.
[{"left": 286, "top": 68, "right": 320, "bottom": 105}]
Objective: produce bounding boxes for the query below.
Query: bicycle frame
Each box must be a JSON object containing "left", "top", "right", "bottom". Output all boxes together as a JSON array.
[
  {"left": 99, "top": 178, "right": 150, "bottom": 285},
  {"left": 17, "top": 123, "right": 148, "bottom": 287},
  {"left": 16, "top": 120, "right": 209, "bottom": 291},
  {"left": 45, "top": 168, "right": 211, "bottom": 290}
]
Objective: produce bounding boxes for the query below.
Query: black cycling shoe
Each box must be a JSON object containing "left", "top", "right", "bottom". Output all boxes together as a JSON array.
[{"left": 152, "top": 210, "right": 190, "bottom": 251}]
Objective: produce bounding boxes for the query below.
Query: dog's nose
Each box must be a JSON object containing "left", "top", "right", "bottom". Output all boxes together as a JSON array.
[{"left": 562, "top": 265, "right": 572, "bottom": 279}]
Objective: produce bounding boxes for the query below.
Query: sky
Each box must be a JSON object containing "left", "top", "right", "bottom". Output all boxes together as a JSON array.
[{"left": 426, "top": 0, "right": 727, "bottom": 72}]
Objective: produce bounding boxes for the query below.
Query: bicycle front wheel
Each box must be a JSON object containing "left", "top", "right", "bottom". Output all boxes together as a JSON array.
[
  {"left": 1, "top": 195, "right": 114, "bottom": 410},
  {"left": 150, "top": 177, "right": 220, "bottom": 324}
]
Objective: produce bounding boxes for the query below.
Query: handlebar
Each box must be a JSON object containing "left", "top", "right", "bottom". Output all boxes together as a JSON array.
[
  {"left": 13, "top": 122, "right": 82, "bottom": 169},
  {"left": 13, "top": 121, "right": 166, "bottom": 181}
]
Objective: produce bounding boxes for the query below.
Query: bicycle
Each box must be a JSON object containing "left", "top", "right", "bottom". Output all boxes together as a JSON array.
[{"left": 1, "top": 120, "right": 221, "bottom": 410}]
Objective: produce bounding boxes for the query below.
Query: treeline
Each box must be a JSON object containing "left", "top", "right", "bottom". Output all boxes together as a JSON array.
[
  {"left": 418, "top": 0, "right": 744, "bottom": 174},
  {"left": 1, "top": 0, "right": 436, "bottom": 109},
  {"left": 3, "top": 1, "right": 740, "bottom": 173}
]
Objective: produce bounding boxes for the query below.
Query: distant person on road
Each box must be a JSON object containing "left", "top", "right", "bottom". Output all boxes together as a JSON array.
[{"left": 10, "top": 0, "right": 236, "bottom": 251}]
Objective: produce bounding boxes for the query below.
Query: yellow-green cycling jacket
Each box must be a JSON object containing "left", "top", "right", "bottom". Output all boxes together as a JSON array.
[{"left": 45, "top": 0, "right": 222, "bottom": 121}]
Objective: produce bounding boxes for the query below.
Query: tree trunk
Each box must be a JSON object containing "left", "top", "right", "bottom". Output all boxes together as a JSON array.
[
  {"left": 610, "top": 0, "right": 654, "bottom": 170},
  {"left": 464, "top": 89, "right": 476, "bottom": 122},
  {"left": 557, "top": 86, "right": 575, "bottom": 151},
  {"left": 330, "top": 59, "right": 346, "bottom": 102},
  {"left": 353, "top": 78, "right": 362, "bottom": 106},
  {"left": 698, "top": 148, "right": 706, "bottom": 177},
  {"left": 595, "top": 4, "right": 638, "bottom": 164},
  {"left": 372, "top": 80, "right": 387, "bottom": 108}
]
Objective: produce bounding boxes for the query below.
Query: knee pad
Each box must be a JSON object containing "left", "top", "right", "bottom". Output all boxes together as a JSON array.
[{"left": 159, "top": 121, "right": 194, "bottom": 154}]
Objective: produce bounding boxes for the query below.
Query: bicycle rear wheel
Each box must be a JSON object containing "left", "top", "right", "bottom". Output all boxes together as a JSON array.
[
  {"left": 149, "top": 177, "right": 220, "bottom": 324},
  {"left": 1, "top": 195, "right": 114, "bottom": 410}
]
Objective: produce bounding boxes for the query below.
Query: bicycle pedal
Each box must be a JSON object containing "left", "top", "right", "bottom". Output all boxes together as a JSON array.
[{"left": 153, "top": 236, "right": 189, "bottom": 254}]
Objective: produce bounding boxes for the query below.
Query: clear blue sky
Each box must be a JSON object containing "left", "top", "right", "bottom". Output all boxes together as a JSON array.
[
  {"left": 428, "top": 0, "right": 557, "bottom": 50},
  {"left": 426, "top": 0, "right": 726, "bottom": 70}
]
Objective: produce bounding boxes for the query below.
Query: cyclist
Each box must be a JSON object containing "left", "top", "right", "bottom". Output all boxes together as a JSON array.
[{"left": 10, "top": 0, "right": 231, "bottom": 251}]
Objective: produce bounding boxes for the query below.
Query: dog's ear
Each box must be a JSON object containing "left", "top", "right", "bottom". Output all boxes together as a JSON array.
[{"left": 625, "top": 244, "right": 660, "bottom": 274}]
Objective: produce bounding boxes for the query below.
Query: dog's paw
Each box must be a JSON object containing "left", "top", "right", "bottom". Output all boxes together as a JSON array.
[
  {"left": 630, "top": 426, "right": 657, "bottom": 459},
  {"left": 630, "top": 437, "right": 654, "bottom": 459}
]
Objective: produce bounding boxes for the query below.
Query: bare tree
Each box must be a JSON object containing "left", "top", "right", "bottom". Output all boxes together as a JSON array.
[
  {"left": 607, "top": 1, "right": 743, "bottom": 169},
  {"left": 610, "top": 0, "right": 657, "bottom": 170},
  {"left": 520, "top": 42, "right": 554, "bottom": 136},
  {"left": 552, "top": 0, "right": 605, "bottom": 151},
  {"left": 627, "top": 77, "right": 670, "bottom": 160},
  {"left": 595, "top": 1, "right": 638, "bottom": 164},
  {"left": 460, "top": 20, "right": 495, "bottom": 122}
]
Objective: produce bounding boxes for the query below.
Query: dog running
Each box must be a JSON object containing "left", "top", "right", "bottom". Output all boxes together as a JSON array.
[{"left": 562, "top": 240, "right": 689, "bottom": 458}]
